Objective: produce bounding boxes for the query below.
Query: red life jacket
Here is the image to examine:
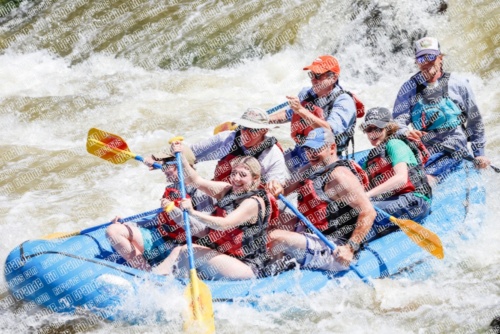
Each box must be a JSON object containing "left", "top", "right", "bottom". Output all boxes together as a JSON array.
[
  {"left": 408, "top": 137, "right": 430, "bottom": 165},
  {"left": 213, "top": 130, "right": 283, "bottom": 183},
  {"left": 291, "top": 103, "right": 324, "bottom": 145},
  {"left": 155, "top": 187, "right": 192, "bottom": 244},
  {"left": 296, "top": 160, "right": 369, "bottom": 240},
  {"left": 266, "top": 192, "right": 281, "bottom": 230},
  {"left": 196, "top": 189, "right": 273, "bottom": 261},
  {"left": 365, "top": 136, "right": 432, "bottom": 199}
]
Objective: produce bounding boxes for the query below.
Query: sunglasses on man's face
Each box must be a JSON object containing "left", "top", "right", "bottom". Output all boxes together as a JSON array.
[
  {"left": 307, "top": 71, "right": 334, "bottom": 80},
  {"left": 416, "top": 54, "right": 438, "bottom": 64},
  {"left": 303, "top": 144, "right": 327, "bottom": 153},
  {"left": 161, "top": 161, "right": 177, "bottom": 171},
  {"left": 241, "top": 127, "right": 265, "bottom": 134}
]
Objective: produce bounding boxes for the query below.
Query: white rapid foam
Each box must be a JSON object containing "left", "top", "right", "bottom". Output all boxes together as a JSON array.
[{"left": 0, "top": 0, "right": 499, "bottom": 332}]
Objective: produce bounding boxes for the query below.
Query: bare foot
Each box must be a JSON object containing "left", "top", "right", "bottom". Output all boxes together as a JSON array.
[{"left": 151, "top": 266, "right": 171, "bottom": 276}]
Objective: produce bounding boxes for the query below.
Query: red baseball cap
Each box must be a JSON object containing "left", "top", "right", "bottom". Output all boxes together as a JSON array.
[{"left": 303, "top": 55, "right": 340, "bottom": 75}]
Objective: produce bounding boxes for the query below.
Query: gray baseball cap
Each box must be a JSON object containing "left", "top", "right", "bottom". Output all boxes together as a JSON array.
[{"left": 360, "top": 107, "right": 393, "bottom": 129}]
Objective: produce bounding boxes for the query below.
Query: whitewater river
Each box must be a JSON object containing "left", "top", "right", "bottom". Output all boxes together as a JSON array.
[{"left": 0, "top": 0, "right": 499, "bottom": 332}]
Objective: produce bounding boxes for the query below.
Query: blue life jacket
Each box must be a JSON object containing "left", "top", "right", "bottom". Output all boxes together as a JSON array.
[{"left": 410, "top": 73, "right": 466, "bottom": 131}]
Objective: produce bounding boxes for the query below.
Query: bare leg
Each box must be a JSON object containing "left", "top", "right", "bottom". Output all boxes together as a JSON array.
[
  {"left": 154, "top": 245, "right": 255, "bottom": 280},
  {"left": 268, "top": 229, "right": 307, "bottom": 263},
  {"left": 270, "top": 231, "right": 346, "bottom": 272},
  {"left": 152, "top": 245, "right": 183, "bottom": 276},
  {"left": 106, "top": 224, "right": 152, "bottom": 271},
  {"left": 269, "top": 210, "right": 298, "bottom": 232}
]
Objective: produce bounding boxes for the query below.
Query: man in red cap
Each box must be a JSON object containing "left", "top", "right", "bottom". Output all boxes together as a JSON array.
[{"left": 269, "top": 55, "right": 359, "bottom": 170}]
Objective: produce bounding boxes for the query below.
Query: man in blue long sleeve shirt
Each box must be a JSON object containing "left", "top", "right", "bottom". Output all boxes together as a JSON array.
[
  {"left": 269, "top": 55, "right": 357, "bottom": 170},
  {"left": 393, "top": 37, "right": 490, "bottom": 182}
]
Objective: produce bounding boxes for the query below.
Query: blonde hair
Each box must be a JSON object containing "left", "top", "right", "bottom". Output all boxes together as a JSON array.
[{"left": 230, "top": 156, "right": 262, "bottom": 190}]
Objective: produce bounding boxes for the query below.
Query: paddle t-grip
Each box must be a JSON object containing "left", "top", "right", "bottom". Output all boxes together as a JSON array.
[{"left": 168, "top": 136, "right": 184, "bottom": 144}]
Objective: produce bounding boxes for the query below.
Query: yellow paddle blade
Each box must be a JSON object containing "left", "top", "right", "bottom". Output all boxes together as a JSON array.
[
  {"left": 164, "top": 201, "right": 176, "bottom": 213},
  {"left": 389, "top": 216, "right": 444, "bottom": 259},
  {"left": 168, "top": 136, "right": 185, "bottom": 144},
  {"left": 213, "top": 121, "right": 238, "bottom": 135},
  {"left": 87, "top": 128, "right": 135, "bottom": 165},
  {"left": 40, "top": 231, "right": 80, "bottom": 240},
  {"left": 183, "top": 270, "right": 215, "bottom": 334}
]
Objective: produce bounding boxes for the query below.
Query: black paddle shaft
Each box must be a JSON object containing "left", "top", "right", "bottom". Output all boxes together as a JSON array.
[{"left": 439, "top": 144, "right": 500, "bottom": 173}]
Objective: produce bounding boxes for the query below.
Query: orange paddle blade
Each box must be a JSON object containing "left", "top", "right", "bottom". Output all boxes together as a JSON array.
[
  {"left": 389, "top": 216, "right": 444, "bottom": 259},
  {"left": 86, "top": 128, "right": 135, "bottom": 164},
  {"left": 213, "top": 121, "right": 238, "bottom": 135}
]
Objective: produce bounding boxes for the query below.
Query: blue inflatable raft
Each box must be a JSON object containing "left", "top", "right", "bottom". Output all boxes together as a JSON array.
[{"left": 3, "top": 159, "right": 485, "bottom": 322}]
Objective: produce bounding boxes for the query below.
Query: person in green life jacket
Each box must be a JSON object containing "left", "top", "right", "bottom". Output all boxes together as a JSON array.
[
  {"left": 393, "top": 37, "right": 490, "bottom": 184},
  {"left": 360, "top": 107, "right": 432, "bottom": 238}
]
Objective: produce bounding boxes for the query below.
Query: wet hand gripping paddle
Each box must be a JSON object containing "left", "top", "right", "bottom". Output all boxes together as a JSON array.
[
  {"left": 213, "top": 102, "right": 288, "bottom": 134},
  {"left": 277, "top": 194, "right": 372, "bottom": 285},
  {"left": 278, "top": 194, "right": 444, "bottom": 283},
  {"left": 281, "top": 190, "right": 443, "bottom": 260},
  {"left": 423, "top": 138, "right": 499, "bottom": 173},
  {"left": 439, "top": 143, "right": 500, "bottom": 173},
  {"left": 86, "top": 128, "right": 163, "bottom": 169},
  {"left": 169, "top": 136, "right": 215, "bottom": 334}
]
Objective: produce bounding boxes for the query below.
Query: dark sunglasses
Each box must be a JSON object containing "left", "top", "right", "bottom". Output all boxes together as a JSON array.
[
  {"left": 416, "top": 54, "right": 438, "bottom": 64},
  {"left": 241, "top": 127, "right": 265, "bottom": 134},
  {"left": 161, "top": 161, "right": 177, "bottom": 171},
  {"left": 363, "top": 126, "right": 383, "bottom": 134},
  {"left": 307, "top": 71, "right": 334, "bottom": 80},
  {"left": 303, "top": 144, "right": 327, "bottom": 152}
]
